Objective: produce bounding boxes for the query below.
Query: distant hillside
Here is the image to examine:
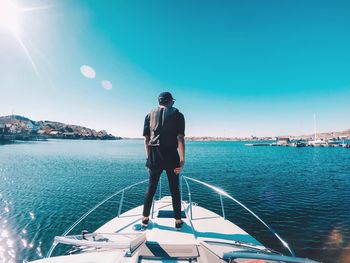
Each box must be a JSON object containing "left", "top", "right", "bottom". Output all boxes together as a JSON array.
[
  {"left": 0, "top": 115, "right": 121, "bottom": 140},
  {"left": 187, "top": 129, "right": 350, "bottom": 141},
  {"left": 289, "top": 129, "right": 350, "bottom": 140}
]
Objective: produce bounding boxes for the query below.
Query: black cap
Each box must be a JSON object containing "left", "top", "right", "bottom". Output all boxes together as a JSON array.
[{"left": 158, "top": 92, "right": 175, "bottom": 104}]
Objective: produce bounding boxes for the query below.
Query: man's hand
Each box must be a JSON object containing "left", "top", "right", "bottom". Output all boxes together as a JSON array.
[
  {"left": 174, "top": 160, "right": 185, "bottom": 175},
  {"left": 175, "top": 134, "right": 185, "bottom": 175},
  {"left": 144, "top": 136, "right": 150, "bottom": 159}
]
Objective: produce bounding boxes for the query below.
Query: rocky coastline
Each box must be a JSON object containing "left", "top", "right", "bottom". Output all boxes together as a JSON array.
[{"left": 0, "top": 115, "right": 121, "bottom": 141}]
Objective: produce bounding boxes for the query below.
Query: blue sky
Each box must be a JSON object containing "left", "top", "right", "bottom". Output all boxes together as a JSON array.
[{"left": 0, "top": 0, "right": 349, "bottom": 137}]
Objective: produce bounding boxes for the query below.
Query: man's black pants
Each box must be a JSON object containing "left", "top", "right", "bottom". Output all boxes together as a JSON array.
[{"left": 142, "top": 168, "right": 181, "bottom": 220}]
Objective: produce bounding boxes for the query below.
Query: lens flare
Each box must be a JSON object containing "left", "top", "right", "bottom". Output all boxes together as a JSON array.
[
  {"left": 339, "top": 242, "right": 350, "bottom": 263},
  {"left": 101, "top": 80, "right": 113, "bottom": 90},
  {"left": 327, "top": 228, "right": 343, "bottom": 246},
  {"left": 80, "top": 65, "right": 96, "bottom": 79}
]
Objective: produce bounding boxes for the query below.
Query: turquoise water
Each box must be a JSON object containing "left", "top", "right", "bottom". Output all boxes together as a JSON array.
[{"left": 0, "top": 140, "right": 350, "bottom": 262}]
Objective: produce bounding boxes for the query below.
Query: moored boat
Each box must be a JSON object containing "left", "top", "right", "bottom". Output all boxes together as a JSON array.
[
  {"left": 290, "top": 141, "right": 307, "bottom": 147},
  {"left": 308, "top": 139, "right": 326, "bottom": 147}
]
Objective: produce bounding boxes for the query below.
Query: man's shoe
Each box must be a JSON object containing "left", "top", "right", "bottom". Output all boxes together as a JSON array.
[
  {"left": 175, "top": 220, "right": 183, "bottom": 231},
  {"left": 141, "top": 218, "right": 150, "bottom": 228}
]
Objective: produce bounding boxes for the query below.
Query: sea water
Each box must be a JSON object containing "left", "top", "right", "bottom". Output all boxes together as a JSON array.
[{"left": 0, "top": 139, "right": 349, "bottom": 263}]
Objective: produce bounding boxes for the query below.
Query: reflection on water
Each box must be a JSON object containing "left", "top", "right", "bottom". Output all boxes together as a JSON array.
[
  {"left": 1, "top": 195, "right": 16, "bottom": 263},
  {"left": 0, "top": 192, "right": 42, "bottom": 262}
]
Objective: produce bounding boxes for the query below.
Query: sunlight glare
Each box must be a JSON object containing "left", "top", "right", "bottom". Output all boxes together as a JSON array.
[{"left": 0, "top": 0, "right": 20, "bottom": 34}]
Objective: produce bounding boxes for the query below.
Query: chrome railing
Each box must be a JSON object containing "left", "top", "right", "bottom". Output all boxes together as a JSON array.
[
  {"left": 182, "top": 176, "right": 295, "bottom": 257},
  {"left": 46, "top": 174, "right": 295, "bottom": 258},
  {"left": 46, "top": 179, "right": 148, "bottom": 258}
]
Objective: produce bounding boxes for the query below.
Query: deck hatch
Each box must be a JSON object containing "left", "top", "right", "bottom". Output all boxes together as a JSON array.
[{"left": 139, "top": 243, "right": 198, "bottom": 259}]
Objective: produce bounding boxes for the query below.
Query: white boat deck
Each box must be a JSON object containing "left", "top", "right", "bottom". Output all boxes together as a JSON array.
[
  {"left": 32, "top": 196, "right": 263, "bottom": 262},
  {"left": 97, "top": 196, "right": 197, "bottom": 245},
  {"left": 96, "top": 196, "right": 261, "bottom": 247}
]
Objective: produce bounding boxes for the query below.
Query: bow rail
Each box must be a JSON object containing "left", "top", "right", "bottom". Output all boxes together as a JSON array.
[
  {"left": 46, "top": 174, "right": 295, "bottom": 258},
  {"left": 46, "top": 179, "right": 148, "bottom": 258},
  {"left": 182, "top": 176, "right": 295, "bottom": 257}
]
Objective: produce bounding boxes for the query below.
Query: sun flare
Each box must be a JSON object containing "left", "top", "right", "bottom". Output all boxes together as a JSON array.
[
  {"left": 0, "top": 0, "right": 51, "bottom": 77},
  {"left": 0, "top": 0, "right": 20, "bottom": 34}
]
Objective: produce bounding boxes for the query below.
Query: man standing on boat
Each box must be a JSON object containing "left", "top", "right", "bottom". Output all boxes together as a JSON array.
[{"left": 142, "top": 92, "right": 185, "bottom": 230}]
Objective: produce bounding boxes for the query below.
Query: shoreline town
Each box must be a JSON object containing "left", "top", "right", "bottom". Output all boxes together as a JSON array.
[
  {"left": 0, "top": 115, "right": 121, "bottom": 142},
  {"left": 187, "top": 130, "right": 350, "bottom": 148}
]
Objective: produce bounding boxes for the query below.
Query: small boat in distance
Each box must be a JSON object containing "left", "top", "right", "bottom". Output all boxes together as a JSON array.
[
  {"left": 290, "top": 141, "right": 307, "bottom": 147},
  {"left": 29, "top": 176, "right": 319, "bottom": 263},
  {"left": 245, "top": 143, "right": 272, "bottom": 146},
  {"left": 308, "top": 114, "right": 327, "bottom": 147},
  {"left": 308, "top": 139, "right": 326, "bottom": 147}
]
